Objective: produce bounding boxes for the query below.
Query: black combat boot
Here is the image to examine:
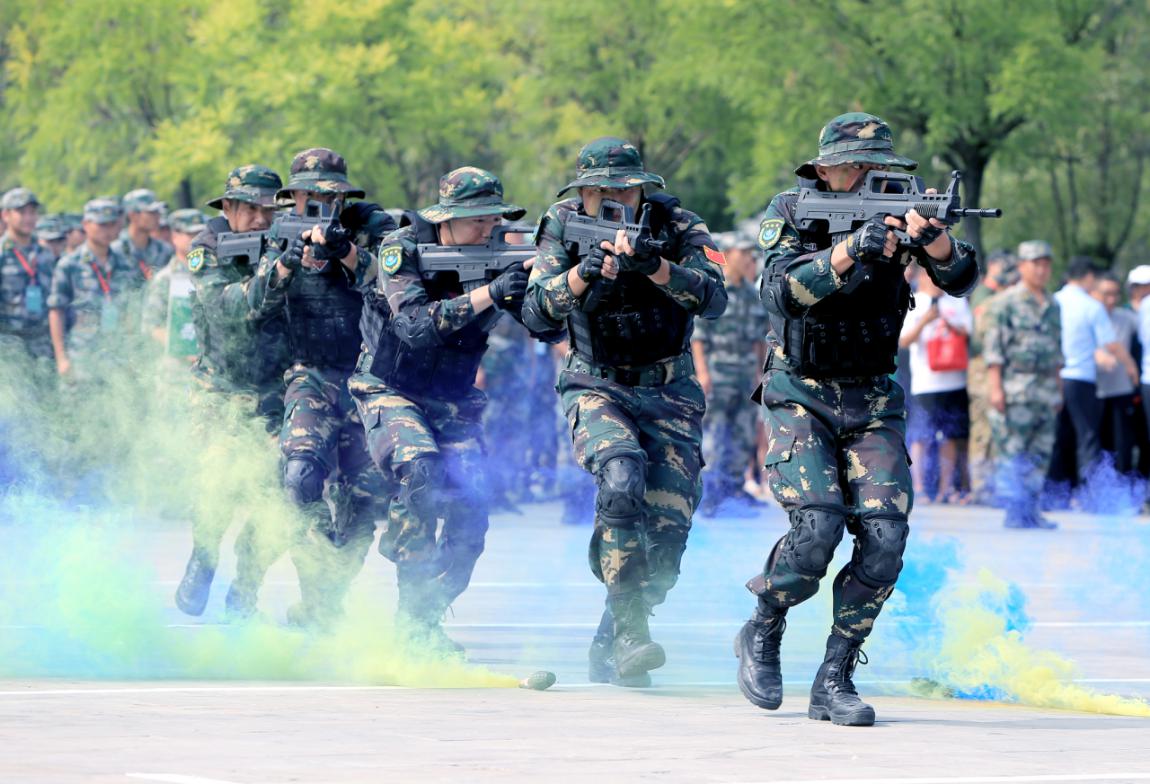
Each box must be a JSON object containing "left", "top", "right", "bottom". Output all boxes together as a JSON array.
[
  {"left": 174, "top": 547, "right": 215, "bottom": 616},
  {"left": 734, "top": 600, "right": 786, "bottom": 709},
  {"left": 396, "top": 578, "right": 464, "bottom": 657},
  {"left": 223, "top": 578, "right": 259, "bottom": 621},
  {"left": 588, "top": 606, "right": 651, "bottom": 687},
  {"left": 609, "top": 592, "right": 665, "bottom": 678},
  {"left": 808, "top": 633, "right": 875, "bottom": 726}
]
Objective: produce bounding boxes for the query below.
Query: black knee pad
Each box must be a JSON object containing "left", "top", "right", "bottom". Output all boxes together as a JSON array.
[
  {"left": 781, "top": 503, "right": 849, "bottom": 576},
  {"left": 853, "top": 512, "right": 909, "bottom": 587},
  {"left": 595, "top": 456, "right": 645, "bottom": 527},
  {"left": 283, "top": 456, "right": 325, "bottom": 506},
  {"left": 399, "top": 456, "right": 445, "bottom": 524}
]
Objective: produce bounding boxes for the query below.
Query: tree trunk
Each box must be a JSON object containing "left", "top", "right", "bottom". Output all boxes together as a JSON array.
[
  {"left": 179, "top": 177, "right": 194, "bottom": 210},
  {"left": 946, "top": 150, "right": 990, "bottom": 263}
]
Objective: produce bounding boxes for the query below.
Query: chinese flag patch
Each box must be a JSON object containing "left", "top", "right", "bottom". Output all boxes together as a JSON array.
[{"left": 704, "top": 246, "right": 726, "bottom": 265}]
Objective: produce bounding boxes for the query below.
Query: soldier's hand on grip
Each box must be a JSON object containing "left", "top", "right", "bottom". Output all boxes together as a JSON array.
[
  {"left": 488, "top": 265, "right": 529, "bottom": 311},
  {"left": 844, "top": 218, "right": 892, "bottom": 264},
  {"left": 312, "top": 224, "right": 353, "bottom": 263},
  {"left": 281, "top": 235, "right": 307, "bottom": 272},
  {"left": 577, "top": 245, "right": 610, "bottom": 282}
]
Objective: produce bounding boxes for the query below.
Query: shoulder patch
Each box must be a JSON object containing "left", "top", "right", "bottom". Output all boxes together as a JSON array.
[
  {"left": 187, "top": 247, "right": 211, "bottom": 274},
  {"left": 758, "top": 218, "right": 785, "bottom": 250},
  {"left": 380, "top": 245, "right": 403, "bottom": 275},
  {"left": 703, "top": 246, "right": 726, "bottom": 266}
]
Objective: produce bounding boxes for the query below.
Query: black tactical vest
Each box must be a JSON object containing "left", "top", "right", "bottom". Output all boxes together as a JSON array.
[
  {"left": 367, "top": 214, "right": 489, "bottom": 397},
  {"left": 765, "top": 210, "right": 911, "bottom": 379},
  {"left": 285, "top": 267, "right": 363, "bottom": 371},
  {"left": 568, "top": 271, "right": 692, "bottom": 367}
]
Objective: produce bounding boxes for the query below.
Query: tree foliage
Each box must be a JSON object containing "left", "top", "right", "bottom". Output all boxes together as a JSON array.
[{"left": 1, "top": 0, "right": 1147, "bottom": 267}]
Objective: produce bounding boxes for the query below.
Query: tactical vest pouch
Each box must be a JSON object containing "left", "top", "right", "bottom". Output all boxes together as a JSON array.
[
  {"left": 291, "top": 313, "right": 362, "bottom": 370},
  {"left": 370, "top": 342, "right": 484, "bottom": 399},
  {"left": 797, "top": 314, "right": 900, "bottom": 379}
]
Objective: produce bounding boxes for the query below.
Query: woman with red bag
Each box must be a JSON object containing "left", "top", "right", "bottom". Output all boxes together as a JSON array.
[{"left": 899, "top": 264, "right": 974, "bottom": 503}]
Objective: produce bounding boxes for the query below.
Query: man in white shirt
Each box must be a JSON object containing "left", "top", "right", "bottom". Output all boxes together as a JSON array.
[
  {"left": 900, "top": 264, "right": 974, "bottom": 503},
  {"left": 1091, "top": 272, "right": 1139, "bottom": 475}
]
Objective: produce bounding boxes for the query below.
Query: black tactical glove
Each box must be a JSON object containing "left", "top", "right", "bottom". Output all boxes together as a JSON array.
[
  {"left": 577, "top": 246, "right": 609, "bottom": 282},
  {"left": 280, "top": 235, "right": 307, "bottom": 272},
  {"left": 910, "top": 221, "right": 946, "bottom": 248},
  {"left": 488, "top": 266, "right": 529, "bottom": 311},
  {"left": 620, "top": 243, "right": 662, "bottom": 276},
  {"left": 340, "top": 202, "right": 384, "bottom": 234},
  {"left": 312, "top": 223, "right": 353, "bottom": 263},
  {"left": 844, "top": 218, "right": 890, "bottom": 264}
]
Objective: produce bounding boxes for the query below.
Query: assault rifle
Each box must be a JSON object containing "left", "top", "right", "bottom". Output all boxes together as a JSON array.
[
  {"left": 416, "top": 224, "right": 535, "bottom": 293},
  {"left": 215, "top": 200, "right": 342, "bottom": 269},
  {"left": 793, "top": 170, "right": 1001, "bottom": 245},
  {"left": 563, "top": 199, "right": 671, "bottom": 311}
]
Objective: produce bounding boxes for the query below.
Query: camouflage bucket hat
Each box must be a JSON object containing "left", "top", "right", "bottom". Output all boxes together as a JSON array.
[
  {"left": 168, "top": 208, "right": 207, "bottom": 235},
  {"left": 557, "top": 137, "right": 665, "bottom": 197},
  {"left": 277, "top": 148, "right": 365, "bottom": 201},
  {"left": 1, "top": 187, "right": 40, "bottom": 211},
  {"left": 795, "top": 112, "right": 918, "bottom": 179},
  {"left": 35, "top": 214, "right": 66, "bottom": 241},
  {"left": 83, "top": 197, "right": 124, "bottom": 225},
  {"left": 206, "top": 164, "right": 283, "bottom": 210},
  {"left": 417, "top": 167, "right": 525, "bottom": 224},
  {"left": 122, "top": 188, "right": 166, "bottom": 213}
]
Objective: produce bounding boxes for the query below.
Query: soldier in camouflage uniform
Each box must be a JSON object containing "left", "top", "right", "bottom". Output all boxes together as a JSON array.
[
  {"left": 693, "top": 234, "right": 769, "bottom": 517},
  {"left": 247, "top": 148, "right": 395, "bottom": 628},
  {"left": 141, "top": 208, "right": 206, "bottom": 359},
  {"left": 62, "top": 213, "right": 85, "bottom": 254},
  {"left": 1, "top": 188, "right": 56, "bottom": 363},
  {"left": 112, "top": 189, "right": 173, "bottom": 276},
  {"left": 983, "top": 241, "right": 1062, "bottom": 530},
  {"left": 735, "top": 113, "right": 978, "bottom": 726},
  {"left": 350, "top": 167, "right": 562, "bottom": 653},
  {"left": 523, "top": 137, "right": 727, "bottom": 685},
  {"left": 47, "top": 198, "right": 148, "bottom": 380},
  {"left": 35, "top": 214, "right": 68, "bottom": 265},
  {"left": 174, "top": 165, "right": 293, "bottom": 619}
]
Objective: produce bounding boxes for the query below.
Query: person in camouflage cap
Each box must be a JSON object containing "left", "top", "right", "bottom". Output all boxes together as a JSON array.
[
  {"left": 141, "top": 208, "right": 206, "bottom": 357},
  {"left": 1, "top": 188, "right": 57, "bottom": 363},
  {"left": 36, "top": 214, "right": 68, "bottom": 262},
  {"left": 693, "top": 234, "right": 770, "bottom": 518},
  {"left": 983, "top": 242, "right": 1062, "bottom": 530},
  {"left": 112, "top": 188, "right": 173, "bottom": 277},
  {"left": 247, "top": 147, "right": 394, "bottom": 629},
  {"left": 349, "top": 165, "right": 562, "bottom": 654},
  {"left": 523, "top": 137, "right": 727, "bottom": 686},
  {"left": 47, "top": 197, "right": 148, "bottom": 379},
  {"left": 61, "top": 213, "right": 85, "bottom": 253},
  {"left": 735, "top": 112, "right": 979, "bottom": 726},
  {"left": 174, "top": 164, "right": 293, "bottom": 620}
]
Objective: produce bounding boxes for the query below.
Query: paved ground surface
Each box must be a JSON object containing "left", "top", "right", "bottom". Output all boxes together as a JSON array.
[{"left": 2, "top": 500, "right": 1149, "bottom": 783}]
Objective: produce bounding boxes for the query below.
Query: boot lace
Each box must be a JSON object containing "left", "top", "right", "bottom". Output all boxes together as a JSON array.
[
  {"left": 832, "top": 646, "right": 867, "bottom": 695},
  {"left": 752, "top": 616, "right": 786, "bottom": 664}
]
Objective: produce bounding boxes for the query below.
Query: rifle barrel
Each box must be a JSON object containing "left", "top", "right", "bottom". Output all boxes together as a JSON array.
[{"left": 958, "top": 208, "right": 1002, "bottom": 218}]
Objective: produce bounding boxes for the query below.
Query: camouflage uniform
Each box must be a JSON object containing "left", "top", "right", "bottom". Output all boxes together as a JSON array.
[
  {"left": 174, "top": 165, "right": 293, "bottom": 619},
  {"left": 522, "top": 138, "right": 727, "bottom": 683},
  {"left": 694, "top": 269, "right": 768, "bottom": 515},
  {"left": 350, "top": 167, "right": 561, "bottom": 651},
  {"left": 112, "top": 189, "right": 173, "bottom": 275},
  {"left": 247, "top": 148, "right": 395, "bottom": 627},
  {"left": 35, "top": 213, "right": 68, "bottom": 266},
  {"left": 735, "top": 113, "right": 979, "bottom": 726},
  {"left": 140, "top": 208, "right": 206, "bottom": 360},
  {"left": 1, "top": 188, "right": 56, "bottom": 362},
  {"left": 982, "top": 282, "right": 1062, "bottom": 526},
  {"left": 47, "top": 199, "right": 148, "bottom": 377}
]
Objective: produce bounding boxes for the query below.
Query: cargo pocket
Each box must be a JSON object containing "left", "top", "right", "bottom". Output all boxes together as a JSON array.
[{"left": 763, "top": 434, "right": 796, "bottom": 468}]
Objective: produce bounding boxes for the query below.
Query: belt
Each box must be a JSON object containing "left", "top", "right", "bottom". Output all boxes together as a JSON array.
[{"left": 565, "top": 351, "right": 694, "bottom": 387}]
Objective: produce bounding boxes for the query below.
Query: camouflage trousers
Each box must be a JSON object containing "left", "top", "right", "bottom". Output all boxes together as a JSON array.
[
  {"left": 280, "top": 363, "right": 391, "bottom": 623},
  {"left": 757, "top": 367, "right": 913, "bottom": 641},
  {"left": 989, "top": 401, "right": 1057, "bottom": 514},
  {"left": 966, "top": 357, "right": 995, "bottom": 500},
  {"left": 703, "top": 385, "right": 759, "bottom": 498},
  {"left": 185, "top": 375, "right": 290, "bottom": 590},
  {"left": 348, "top": 353, "right": 489, "bottom": 621},
  {"left": 558, "top": 356, "right": 705, "bottom": 605}
]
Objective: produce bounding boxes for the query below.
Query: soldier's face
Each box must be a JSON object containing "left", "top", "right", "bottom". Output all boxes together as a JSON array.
[
  {"left": 223, "top": 200, "right": 276, "bottom": 232},
  {"left": 172, "top": 230, "right": 195, "bottom": 258},
  {"left": 580, "top": 186, "right": 641, "bottom": 218},
  {"left": 815, "top": 163, "right": 886, "bottom": 193},
  {"left": 42, "top": 238, "right": 66, "bottom": 257},
  {"left": 291, "top": 190, "right": 341, "bottom": 215},
  {"left": 66, "top": 228, "right": 85, "bottom": 251},
  {"left": 441, "top": 215, "right": 501, "bottom": 245},
  {"left": 1019, "top": 257, "right": 1052, "bottom": 290},
  {"left": 3, "top": 205, "right": 39, "bottom": 238},
  {"left": 83, "top": 220, "right": 119, "bottom": 250},
  {"left": 131, "top": 211, "right": 160, "bottom": 233}
]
